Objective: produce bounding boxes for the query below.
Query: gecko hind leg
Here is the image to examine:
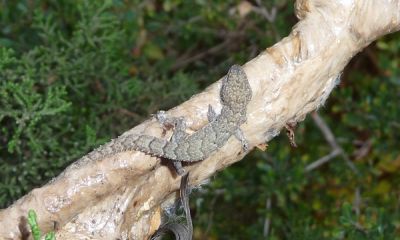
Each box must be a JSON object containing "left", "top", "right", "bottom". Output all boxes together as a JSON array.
[
  {"left": 172, "top": 161, "right": 185, "bottom": 176},
  {"left": 156, "top": 111, "right": 189, "bottom": 175},
  {"left": 234, "top": 128, "right": 249, "bottom": 153},
  {"left": 170, "top": 118, "right": 189, "bottom": 175},
  {"left": 171, "top": 105, "right": 218, "bottom": 175},
  {"left": 172, "top": 105, "right": 218, "bottom": 175}
]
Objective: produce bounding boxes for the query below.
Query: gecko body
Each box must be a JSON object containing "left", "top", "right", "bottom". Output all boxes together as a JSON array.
[{"left": 81, "top": 65, "right": 252, "bottom": 173}]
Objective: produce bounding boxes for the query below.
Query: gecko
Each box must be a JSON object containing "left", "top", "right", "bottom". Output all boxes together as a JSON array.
[{"left": 79, "top": 64, "right": 252, "bottom": 175}]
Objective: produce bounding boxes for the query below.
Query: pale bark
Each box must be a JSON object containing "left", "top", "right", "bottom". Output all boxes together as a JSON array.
[{"left": 1, "top": 0, "right": 399, "bottom": 239}]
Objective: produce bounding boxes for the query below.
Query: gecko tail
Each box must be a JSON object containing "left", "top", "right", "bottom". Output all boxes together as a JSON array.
[
  {"left": 78, "top": 134, "right": 170, "bottom": 164},
  {"left": 128, "top": 134, "right": 169, "bottom": 158}
]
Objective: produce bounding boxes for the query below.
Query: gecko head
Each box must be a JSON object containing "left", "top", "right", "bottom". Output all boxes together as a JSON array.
[{"left": 220, "top": 65, "right": 252, "bottom": 112}]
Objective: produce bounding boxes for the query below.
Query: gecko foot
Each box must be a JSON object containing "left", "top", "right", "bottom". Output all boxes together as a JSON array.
[
  {"left": 207, "top": 105, "right": 217, "bottom": 122},
  {"left": 172, "top": 161, "right": 186, "bottom": 176},
  {"left": 234, "top": 128, "right": 249, "bottom": 153}
]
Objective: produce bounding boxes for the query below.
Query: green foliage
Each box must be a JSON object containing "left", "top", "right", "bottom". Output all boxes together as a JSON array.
[
  {"left": 0, "top": 48, "right": 71, "bottom": 154},
  {"left": 334, "top": 202, "right": 397, "bottom": 239},
  {"left": 0, "top": 1, "right": 144, "bottom": 207},
  {"left": 28, "top": 209, "right": 56, "bottom": 240},
  {"left": 1, "top": 1, "right": 399, "bottom": 239}
]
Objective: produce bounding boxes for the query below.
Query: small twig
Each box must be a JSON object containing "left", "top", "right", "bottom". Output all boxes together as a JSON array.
[
  {"left": 310, "top": 113, "right": 363, "bottom": 219},
  {"left": 252, "top": 0, "right": 277, "bottom": 23},
  {"left": 307, "top": 113, "right": 364, "bottom": 225},
  {"left": 171, "top": 38, "right": 232, "bottom": 71},
  {"left": 116, "top": 108, "right": 142, "bottom": 119},
  {"left": 311, "top": 112, "right": 338, "bottom": 148},
  {"left": 306, "top": 112, "right": 359, "bottom": 175},
  {"left": 171, "top": 27, "right": 246, "bottom": 71},
  {"left": 353, "top": 187, "right": 361, "bottom": 216},
  {"left": 305, "top": 148, "right": 341, "bottom": 172},
  {"left": 352, "top": 139, "right": 371, "bottom": 160},
  {"left": 251, "top": 1, "right": 281, "bottom": 42},
  {"left": 263, "top": 197, "right": 272, "bottom": 237}
]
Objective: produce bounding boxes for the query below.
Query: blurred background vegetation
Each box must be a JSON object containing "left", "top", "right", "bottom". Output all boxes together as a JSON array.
[{"left": 0, "top": 1, "right": 399, "bottom": 239}]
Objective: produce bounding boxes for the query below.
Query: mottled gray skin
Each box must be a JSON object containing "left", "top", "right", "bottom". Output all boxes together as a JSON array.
[{"left": 82, "top": 65, "right": 252, "bottom": 173}]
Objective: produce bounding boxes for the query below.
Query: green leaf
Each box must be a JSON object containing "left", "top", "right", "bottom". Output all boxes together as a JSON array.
[{"left": 27, "top": 209, "right": 41, "bottom": 240}]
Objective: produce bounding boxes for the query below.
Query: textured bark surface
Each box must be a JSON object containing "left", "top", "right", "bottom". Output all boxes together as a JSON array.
[{"left": 1, "top": 0, "right": 399, "bottom": 239}]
